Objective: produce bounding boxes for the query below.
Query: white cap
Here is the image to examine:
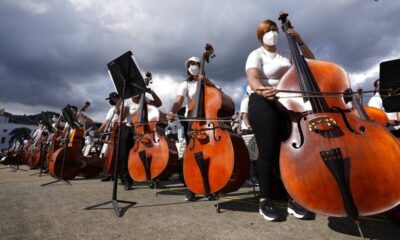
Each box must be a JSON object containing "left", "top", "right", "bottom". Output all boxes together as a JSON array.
[{"left": 185, "top": 56, "right": 201, "bottom": 68}]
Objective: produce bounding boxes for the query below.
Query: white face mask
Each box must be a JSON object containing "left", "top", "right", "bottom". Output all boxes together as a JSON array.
[
  {"left": 188, "top": 65, "right": 200, "bottom": 76},
  {"left": 262, "top": 31, "right": 279, "bottom": 46}
]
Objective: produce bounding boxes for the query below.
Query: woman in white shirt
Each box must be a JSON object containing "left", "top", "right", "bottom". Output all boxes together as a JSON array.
[
  {"left": 246, "top": 18, "right": 315, "bottom": 221},
  {"left": 166, "top": 56, "right": 217, "bottom": 202}
]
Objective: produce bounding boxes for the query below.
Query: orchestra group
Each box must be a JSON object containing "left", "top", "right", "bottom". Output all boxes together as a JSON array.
[{"left": 2, "top": 12, "right": 400, "bottom": 229}]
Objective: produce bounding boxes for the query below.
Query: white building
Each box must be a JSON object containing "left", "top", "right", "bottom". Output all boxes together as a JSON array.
[{"left": 0, "top": 116, "right": 38, "bottom": 150}]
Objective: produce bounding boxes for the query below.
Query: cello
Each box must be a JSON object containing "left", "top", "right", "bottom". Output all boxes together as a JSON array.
[
  {"left": 128, "top": 72, "right": 178, "bottom": 183},
  {"left": 183, "top": 44, "right": 249, "bottom": 200},
  {"left": 276, "top": 13, "right": 400, "bottom": 222}
]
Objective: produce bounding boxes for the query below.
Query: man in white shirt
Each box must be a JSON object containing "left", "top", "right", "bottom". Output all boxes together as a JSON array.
[
  {"left": 98, "top": 92, "right": 131, "bottom": 189},
  {"left": 367, "top": 79, "right": 400, "bottom": 125}
]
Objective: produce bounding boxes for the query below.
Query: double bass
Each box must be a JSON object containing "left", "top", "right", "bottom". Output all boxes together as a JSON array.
[
  {"left": 128, "top": 72, "right": 178, "bottom": 182},
  {"left": 26, "top": 127, "right": 46, "bottom": 169},
  {"left": 48, "top": 103, "right": 87, "bottom": 180},
  {"left": 46, "top": 115, "right": 64, "bottom": 167},
  {"left": 349, "top": 88, "right": 389, "bottom": 126},
  {"left": 277, "top": 13, "right": 400, "bottom": 220},
  {"left": 183, "top": 44, "right": 249, "bottom": 198},
  {"left": 102, "top": 106, "right": 120, "bottom": 176}
]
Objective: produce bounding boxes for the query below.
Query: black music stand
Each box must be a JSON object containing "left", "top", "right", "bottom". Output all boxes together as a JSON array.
[
  {"left": 380, "top": 59, "right": 400, "bottom": 112},
  {"left": 84, "top": 51, "right": 146, "bottom": 217},
  {"left": 41, "top": 105, "right": 80, "bottom": 186}
]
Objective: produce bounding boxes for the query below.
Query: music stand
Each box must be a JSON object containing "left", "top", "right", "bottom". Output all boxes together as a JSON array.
[
  {"left": 84, "top": 51, "right": 146, "bottom": 217},
  {"left": 380, "top": 59, "right": 400, "bottom": 112},
  {"left": 41, "top": 105, "right": 79, "bottom": 186}
]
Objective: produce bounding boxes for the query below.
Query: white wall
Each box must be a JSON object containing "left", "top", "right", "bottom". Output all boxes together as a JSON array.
[{"left": 0, "top": 116, "right": 38, "bottom": 149}]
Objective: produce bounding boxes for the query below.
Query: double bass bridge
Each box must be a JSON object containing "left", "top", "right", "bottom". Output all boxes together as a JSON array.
[
  {"left": 308, "top": 115, "right": 337, "bottom": 132},
  {"left": 188, "top": 122, "right": 221, "bottom": 150}
]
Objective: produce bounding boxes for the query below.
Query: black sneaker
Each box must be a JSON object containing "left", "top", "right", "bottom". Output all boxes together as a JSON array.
[
  {"left": 124, "top": 180, "right": 133, "bottom": 191},
  {"left": 287, "top": 199, "right": 316, "bottom": 220},
  {"left": 149, "top": 181, "right": 165, "bottom": 189},
  {"left": 259, "top": 200, "right": 281, "bottom": 221},
  {"left": 203, "top": 194, "right": 215, "bottom": 201},
  {"left": 101, "top": 175, "right": 112, "bottom": 182},
  {"left": 184, "top": 191, "right": 196, "bottom": 201}
]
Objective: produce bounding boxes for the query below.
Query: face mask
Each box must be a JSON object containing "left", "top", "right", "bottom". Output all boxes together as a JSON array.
[
  {"left": 188, "top": 65, "right": 200, "bottom": 76},
  {"left": 262, "top": 31, "right": 279, "bottom": 46},
  {"left": 108, "top": 99, "right": 116, "bottom": 106}
]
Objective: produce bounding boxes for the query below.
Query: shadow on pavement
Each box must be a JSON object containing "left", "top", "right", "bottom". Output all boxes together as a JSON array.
[{"left": 328, "top": 216, "right": 400, "bottom": 240}]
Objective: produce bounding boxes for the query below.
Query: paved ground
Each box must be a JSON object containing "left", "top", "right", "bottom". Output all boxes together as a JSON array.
[{"left": 1, "top": 165, "right": 399, "bottom": 240}]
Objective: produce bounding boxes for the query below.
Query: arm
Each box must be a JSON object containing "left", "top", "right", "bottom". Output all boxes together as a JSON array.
[
  {"left": 148, "top": 90, "right": 162, "bottom": 107},
  {"left": 287, "top": 28, "right": 315, "bottom": 59},
  {"left": 242, "top": 112, "right": 252, "bottom": 131},
  {"left": 98, "top": 120, "right": 108, "bottom": 133},
  {"left": 246, "top": 68, "right": 277, "bottom": 100},
  {"left": 119, "top": 106, "right": 129, "bottom": 122},
  {"left": 166, "top": 95, "right": 185, "bottom": 121}
]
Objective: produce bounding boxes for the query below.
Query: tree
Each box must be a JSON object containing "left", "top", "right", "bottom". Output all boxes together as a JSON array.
[{"left": 8, "top": 127, "right": 32, "bottom": 147}]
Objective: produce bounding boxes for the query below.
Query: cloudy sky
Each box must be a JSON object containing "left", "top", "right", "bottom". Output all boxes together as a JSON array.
[{"left": 1, "top": 0, "right": 399, "bottom": 121}]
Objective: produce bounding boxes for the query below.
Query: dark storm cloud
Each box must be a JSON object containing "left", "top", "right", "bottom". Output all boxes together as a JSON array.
[{"left": 1, "top": 0, "right": 399, "bottom": 120}]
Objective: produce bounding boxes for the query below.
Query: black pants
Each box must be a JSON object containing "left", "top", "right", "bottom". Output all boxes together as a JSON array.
[
  {"left": 119, "top": 125, "right": 134, "bottom": 183},
  {"left": 248, "top": 93, "right": 287, "bottom": 200}
]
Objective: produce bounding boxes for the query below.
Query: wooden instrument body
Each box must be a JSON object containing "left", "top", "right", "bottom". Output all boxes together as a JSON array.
[
  {"left": 46, "top": 130, "right": 63, "bottom": 167},
  {"left": 183, "top": 85, "right": 249, "bottom": 194},
  {"left": 25, "top": 144, "right": 40, "bottom": 168},
  {"left": 78, "top": 154, "right": 103, "bottom": 178},
  {"left": 48, "top": 128, "right": 84, "bottom": 180},
  {"left": 128, "top": 105, "right": 178, "bottom": 182},
  {"left": 278, "top": 60, "right": 400, "bottom": 217},
  {"left": 352, "top": 106, "right": 389, "bottom": 126},
  {"left": 103, "top": 121, "right": 119, "bottom": 176}
]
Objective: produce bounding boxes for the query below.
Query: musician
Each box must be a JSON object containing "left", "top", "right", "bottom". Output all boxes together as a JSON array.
[
  {"left": 240, "top": 85, "right": 258, "bottom": 185},
  {"left": 166, "top": 56, "right": 217, "bottom": 202},
  {"left": 246, "top": 19, "right": 315, "bottom": 221},
  {"left": 231, "top": 112, "right": 240, "bottom": 134},
  {"left": 98, "top": 92, "right": 136, "bottom": 190},
  {"left": 239, "top": 86, "right": 253, "bottom": 135},
  {"left": 368, "top": 79, "right": 400, "bottom": 126},
  {"left": 127, "top": 89, "right": 162, "bottom": 122},
  {"left": 29, "top": 120, "right": 45, "bottom": 146},
  {"left": 128, "top": 89, "right": 163, "bottom": 188}
]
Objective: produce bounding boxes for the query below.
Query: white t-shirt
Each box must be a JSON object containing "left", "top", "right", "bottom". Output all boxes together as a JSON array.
[
  {"left": 125, "top": 96, "right": 151, "bottom": 123},
  {"left": 105, "top": 101, "right": 129, "bottom": 124},
  {"left": 31, "top": 128, "right": 43, "bottom": 144},
  {"left": 177, "top": 80, "right": 199, "bottom": 101},
  {"left": 245, "top": 47, "right": 292, "bottom": 86},
  {"left": 177, "top": 80, "right": 199, "bottom": 117},
  {"left": 239, "top": 96, "right": 249, "bottom": 130},
  {"left": 368, "top": 92, "right": 398, "bottom": 121}
]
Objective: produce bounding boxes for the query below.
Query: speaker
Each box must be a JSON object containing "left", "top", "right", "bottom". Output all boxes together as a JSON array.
[{"left": 380, "top": 59, "right": 400, "bottom": 112}]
